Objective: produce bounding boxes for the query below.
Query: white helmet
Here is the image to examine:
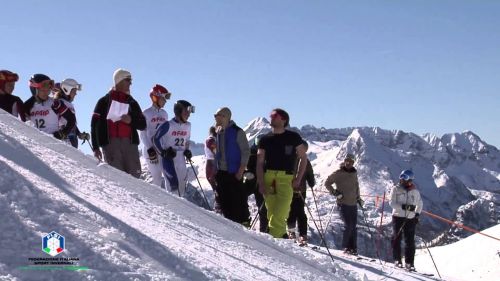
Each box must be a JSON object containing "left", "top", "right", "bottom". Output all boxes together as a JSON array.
[{"left": 60, "top": 78, "right": 82, "bottom": 95}]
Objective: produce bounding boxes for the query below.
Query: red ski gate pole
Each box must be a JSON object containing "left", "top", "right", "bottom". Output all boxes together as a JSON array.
[{"left": 377, "top": 191, "right": 386, "bottom": 257}]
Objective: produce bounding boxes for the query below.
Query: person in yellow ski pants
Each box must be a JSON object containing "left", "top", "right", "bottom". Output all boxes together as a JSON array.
[
  {"left": 263, "top": 170, "right": 294, "bottom": 238},
  {"left": 256, "top": 108, "right": 307, "bottom": 238}
]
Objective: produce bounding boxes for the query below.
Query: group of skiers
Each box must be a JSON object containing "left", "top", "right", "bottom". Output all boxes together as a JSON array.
[
  {"left": 0, "top": 70, "right": 86, "bottom": 148},
  {"left": 0, "top": 67, "right": 423, "bottom": 271}
]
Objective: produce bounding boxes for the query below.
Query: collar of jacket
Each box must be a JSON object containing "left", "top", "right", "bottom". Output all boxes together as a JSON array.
[
  {"left": 400, "top": 182, "right": 416, "bottom": 191},
  {"left": 340, "top": 163, "right": 357, "bottom": 173},
  {"left": 109, "top": 90, "right": 129, "bottom": 103}
]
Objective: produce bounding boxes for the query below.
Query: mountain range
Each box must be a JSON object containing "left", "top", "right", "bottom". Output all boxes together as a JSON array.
[{"left": 240, "top": 117, "right": 500, "bottom": 249}]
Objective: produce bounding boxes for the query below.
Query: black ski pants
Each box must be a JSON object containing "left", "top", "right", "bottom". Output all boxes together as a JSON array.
[
  {"left": 216, "top": 170, "right": 250, "bottom": 224},
  {"left": 287, "top": 191, "right": 308, "bottom": 237},
  {"left": 392, "top": 216, "right": 417, "bottom": 265},
  {"left": 339, "top": 204, "right": 358, "bottom": 251}
]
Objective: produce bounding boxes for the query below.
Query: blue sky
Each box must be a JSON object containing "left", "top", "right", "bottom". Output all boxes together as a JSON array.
[{"left": 2, "top": 0, "right": 500, "bottom": 152}]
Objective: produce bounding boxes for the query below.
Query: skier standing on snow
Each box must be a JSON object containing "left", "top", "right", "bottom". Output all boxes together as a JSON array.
[
  {"left": 204, "top": 126, "right": 221, "bottom": 212},
  {"left": 256, "top": 108, "right": 307, "bottom": 238},
  {"left": 0, "top": 70, "right": 26, "bottom": 121},
  {"left": 140, "top": 84, "right": 171, "bottom": 187},
  {"left": 153, "top": 100, "right": 194, "bottom": 196},
  {"left": 324, "top": 153, "right": 362, "bottom": 255},
  {"left": 390, "top": 169, "right": 423, "bottom": 271},
  {"left": 213, "top": 107, "right": 251, "bottom": 226},
  {"left": 53, "top": 78, "right": 90, "bottom": 148},
  {"left": 287, "top": 140, "right": 315, "bottom": 245},
  {"left": 243, "top": 134, "right": 268, "bottom": 232},
  {"left": 23, "top": 73, "right": 76, "bottom": 141},
  {"left": 90, "top": 68, "right": 146, "bottom": 178}
]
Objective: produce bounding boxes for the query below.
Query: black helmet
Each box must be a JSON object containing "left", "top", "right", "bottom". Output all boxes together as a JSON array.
[
  {"left": 173, "top": 100, "right": 195, "bottom": 117},
  {"left": 29, "top": 73, "right": 52, "bottom": 96}
]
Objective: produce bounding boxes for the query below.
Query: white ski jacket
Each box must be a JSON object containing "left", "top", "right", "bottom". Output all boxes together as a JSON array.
[{"left": 389, "top": 183, "right": 423, "bottom": 219}]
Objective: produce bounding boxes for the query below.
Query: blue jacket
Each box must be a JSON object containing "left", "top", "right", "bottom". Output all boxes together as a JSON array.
[{"left": 217, "top": 123, "right": 242, "bottom": 174}]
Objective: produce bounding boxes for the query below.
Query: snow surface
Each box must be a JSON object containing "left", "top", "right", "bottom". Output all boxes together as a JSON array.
[
  {"left": 415, "top": 224, "right": 500, "bottom": 281},
  {"left": 0, "top": 110, "right": 498, "bottom": 280}
]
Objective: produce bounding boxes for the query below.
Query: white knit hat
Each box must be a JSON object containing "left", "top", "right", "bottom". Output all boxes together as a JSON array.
[{"left": 113, "top": 68, "right": 131, "bottom": 85}]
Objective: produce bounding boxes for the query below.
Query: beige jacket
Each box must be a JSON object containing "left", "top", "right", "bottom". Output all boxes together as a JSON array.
[{"left": 325, "top": 165, "right": 360, "bottom": 206}]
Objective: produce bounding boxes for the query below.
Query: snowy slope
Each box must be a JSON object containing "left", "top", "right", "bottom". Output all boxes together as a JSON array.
[
  {"left": 0, "top": 111, "right": 442, "bottom": 280},
  {"left": 415, "top": 224, "right": 500, "bottom": 281}
]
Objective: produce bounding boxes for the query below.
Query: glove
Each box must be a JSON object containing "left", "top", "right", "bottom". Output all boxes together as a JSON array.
[
  {"left": 242, "top": 171, "right": 255, "bottom": 184},
  {"left": 53, "top": 131, "right": 66, "bottom": 140},
  {"left": 414, "top": 213, "right": 420, "bottom": 224},
  {"left": 161, "top": 147, "right": 177, "bottom": 159},
  {"left": 147, "top": 147, "right": 158, "bottom": 164},
  {"left": 183, "top": 149, "right": 192, "bottom": 160},
  {"left": 78, "top": 132, "right": 90, "bottom": 141},
  {"left": 357, "top": 198, "right": 364, "bottom": 208},
  {"left": 332, "top": 189, "right": 343, "bottom": 200}
]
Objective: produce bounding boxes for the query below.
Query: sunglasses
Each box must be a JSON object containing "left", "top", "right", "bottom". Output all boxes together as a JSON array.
[
  {"left": 270, "top": 112, "right": 283, "bottom": 120},
  {"left": 30, "top": 80, "right": 54, "bottom": 90},
  {"left": 187, "top": 105, "right": 195, "bottom": 113},
  {"left": 214, "top": 113, "right": 224, "bottom": 118}
]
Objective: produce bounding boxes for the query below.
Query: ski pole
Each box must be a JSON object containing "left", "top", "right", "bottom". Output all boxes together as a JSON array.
[
  {"left": 250, "top": 201, "right": 265, "bottom": 230},
  {"left": 81, "top": 134, "right": 94, "bottom": 151},
  {"left": 390, "top": 218, "right": 409, "bottom": 264},
  {"left": 309, "top": 185, "right": 326, "bottom": 245},
  {"left": 377, "top": 191, "right": 386, "bottom": 261},
  {"left": 188, "top": 160, "right": 212, "bottom": 211},
  {"left": 298, "top": 193, "right": 335, "bottom": 264},
  {"left": 322, "top": 202, "right": 337, "bottom": 238},
  {"left": 422, "top": 240, "right": 442, "bottom": 279},
  {"left": 85, "top": 140, "right": 104, "bottom": 163},
  {"left": 359, "top": 205, "right": 383, "bottom": 265}
]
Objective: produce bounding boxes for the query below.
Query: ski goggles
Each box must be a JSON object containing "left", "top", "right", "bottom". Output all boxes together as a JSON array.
[
  {"left": 72, "top": 83, "right": 83, "bottom": 91},
  {"left": 152, "top": 91, "right": 171, "bottom": 100},
  {"left": 399, "top": 173, "right": 413, "bottom": 181},
  {"left": 30, "top": 80, "right": 54, "bottom": 90}
]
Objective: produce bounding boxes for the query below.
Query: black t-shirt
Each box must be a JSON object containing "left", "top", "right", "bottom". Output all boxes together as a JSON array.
[{"left": 258, "top": 130, "right": 303, "bottom": 172}]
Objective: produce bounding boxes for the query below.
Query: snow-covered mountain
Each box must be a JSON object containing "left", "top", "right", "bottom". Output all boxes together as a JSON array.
[
  {"left": 1, "top": 110, "right": 499, "bottom": 280},
  {"left": 243, "top": 117, "right": 500, "bottom": 247}
]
